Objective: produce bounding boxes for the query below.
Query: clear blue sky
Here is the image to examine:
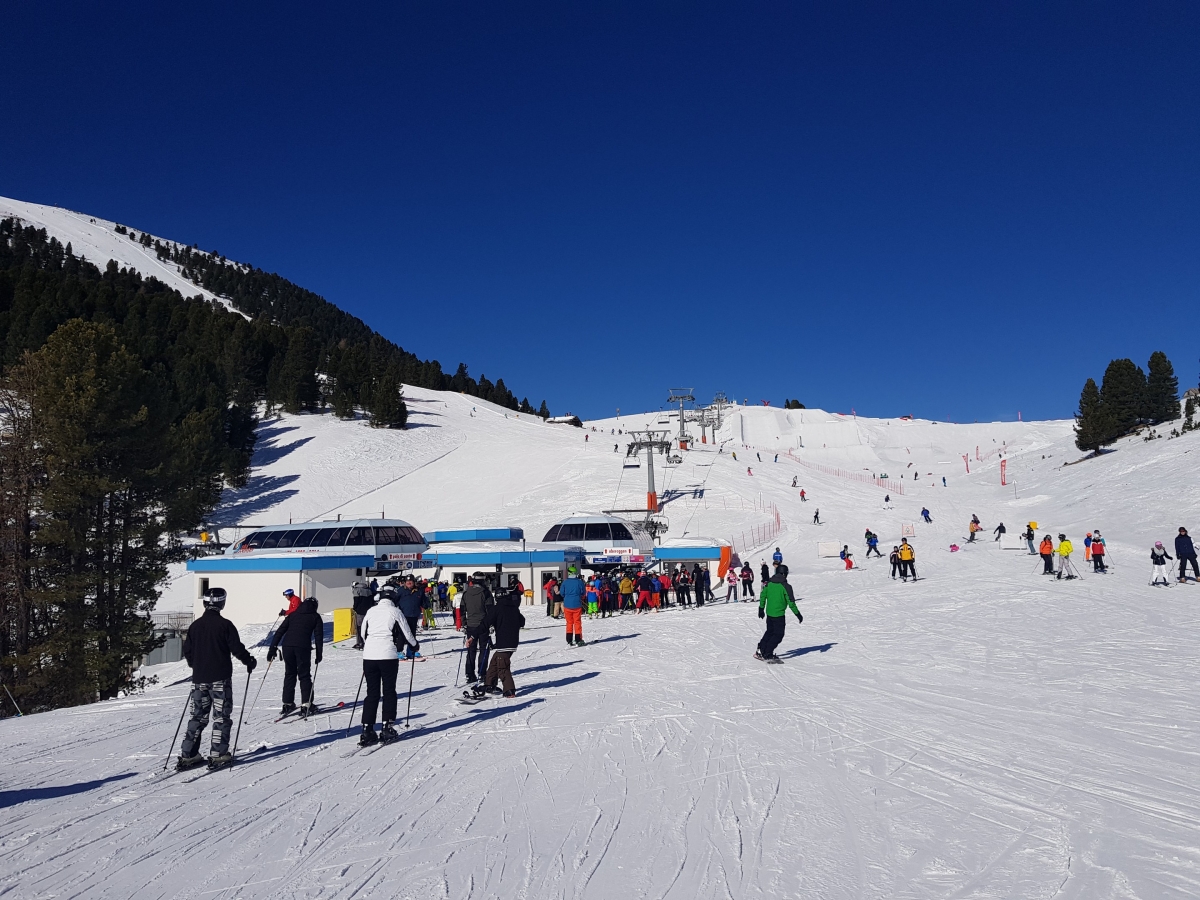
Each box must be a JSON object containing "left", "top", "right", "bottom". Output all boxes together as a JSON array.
[{"left": 3, "top": 2, "right": 1198, "bottom": 421}]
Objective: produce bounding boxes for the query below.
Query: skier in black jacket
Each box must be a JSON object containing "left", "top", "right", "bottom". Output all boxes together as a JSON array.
[
  {"left": 479, "top": 588, "right": 526, "bottom": 697},
  {"left": 178, "top": 589, "right": 256, "bottom": 771},
  {"left": 267, "top": 596, "right": 324, "bottom": 716},
  {"left": 460, "top": 577, "right": 495, "bottom": 683}
]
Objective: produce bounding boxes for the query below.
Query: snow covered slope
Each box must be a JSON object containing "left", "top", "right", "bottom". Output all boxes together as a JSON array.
[
  {"left": 0, "top": 195, "right": 237, "bottom": 311},
  {"left": 8, "top": 384, "right": 1199, "bottom": 898}
]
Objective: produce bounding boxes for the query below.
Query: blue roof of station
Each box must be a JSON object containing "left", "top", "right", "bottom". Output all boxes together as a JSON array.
[
  {"left": 424, "top": 527, "right": 525, "bottom": 543},
  {"left": 653, "top": 546, "right": 724, "bottom": 561},
  {"left": 188, "top": 554, "right": 376, "bottom": 573}
]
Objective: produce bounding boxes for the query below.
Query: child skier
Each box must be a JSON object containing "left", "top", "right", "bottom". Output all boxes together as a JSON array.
[
  {"left": 266, "top": 595, "right": 323, "bottom": 717},
  {"left": 840, "top": 545, "right": 854, "bottom": 570},
  {"left": 725, "top": 567, "right": 738, "bottom": 603},
  {"left": 1150, "top": 542, "right": 1173, "bottom": 585},
  {"left": 889, "top": 546, "right": 901, "bottom": 579}
]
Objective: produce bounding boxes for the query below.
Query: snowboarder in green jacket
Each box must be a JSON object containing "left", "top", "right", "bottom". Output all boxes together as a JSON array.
[{"left": 755, "top": 564, "right": 802, "bottom": 663}]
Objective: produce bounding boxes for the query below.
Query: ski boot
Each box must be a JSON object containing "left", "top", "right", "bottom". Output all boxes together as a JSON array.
[
  {"left": 767, "top": 656, "right": 784, "bottom": 665},
  {"left": 503, "top": 690, "right": 517, "bottom": 698},
  {"left": 470, "top": 684, "right": 488, "bottom": 701},
  {"left": 207, "top": 753, "right": 233, "bottom": 771},
  {"left": 574, "top": 639, "right": 587, "bottom": 647},
  {"left": 753, "top": 650, "right": 766, "bottom": 661},
  {"left": 176, "top": 753, "right": 205, "bottom": 772},
  {"left": 485, "top": 685, "right": 502, "bottom": 695},
  {"left": 379, "top": 723, "right": 400, "bottom": 745},
  {"left": 359, "top": 725, "right": 379, "bottom": 747},
  {"left": 279, "top": 703, "right": 297, "bottom": 717}
]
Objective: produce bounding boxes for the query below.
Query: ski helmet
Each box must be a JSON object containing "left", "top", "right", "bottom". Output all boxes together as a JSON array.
[
  {"left": 202, "top": 587, "right": 228, "bottom": 610},
  {"left": 1058, "top": 534, "right": 1066, "bottom": 540}
]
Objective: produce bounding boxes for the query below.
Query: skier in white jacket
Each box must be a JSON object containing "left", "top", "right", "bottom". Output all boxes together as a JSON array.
[{"left": 358, "top": 585, "right": 419, "bottom": 746}]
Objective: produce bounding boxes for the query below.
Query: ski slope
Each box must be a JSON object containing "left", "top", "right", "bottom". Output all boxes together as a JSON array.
[
  {"left": 0, "top": 195, "right": 238, "bottom": 312},
  {"left": 4, "top": 390, "right": 1200, "bottom": 899}
]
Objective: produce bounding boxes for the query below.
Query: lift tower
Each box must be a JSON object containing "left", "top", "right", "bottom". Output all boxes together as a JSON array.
[
  {"left": 667, "top": 388, "right": 695, "bottom": 448},
  {"left": 625, "top": 429, "right": 672, "bottom": 512}
]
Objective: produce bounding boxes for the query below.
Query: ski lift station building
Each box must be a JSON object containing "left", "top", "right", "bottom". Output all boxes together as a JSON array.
[{"left": 188, "top": 515, "right": 730, "bottom": 629}]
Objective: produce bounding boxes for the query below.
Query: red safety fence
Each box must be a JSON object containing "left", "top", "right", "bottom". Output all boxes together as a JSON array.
[
  {"left": 730, "top": 505, "right": 783, "bottom": 558},
  {"left": 782, "top": 451, "right": 905, "bottom": 495}
]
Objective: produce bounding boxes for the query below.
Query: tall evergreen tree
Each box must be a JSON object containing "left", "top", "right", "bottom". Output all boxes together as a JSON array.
[
  {"left": 1074, "top": 377, "right": 1107, "bottom": 453},
  {"left": 367, "top": 375, "right": 407, "bottom": 429},
  {"left": 538, "top": 400, "right": 550, "bottom": 420},
  {"left": 1098, "top": 358, "right": 1146, "bottom": 440},
  {"left": 1144, "top": 351, "right": 1180, "bottom": 423}
]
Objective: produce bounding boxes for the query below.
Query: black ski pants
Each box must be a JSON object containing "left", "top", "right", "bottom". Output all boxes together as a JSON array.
[
  {"left": 758, "top": 616, "right": 786, "bottom": 659},
  {"left": 402, "top": 616, "right": 421, "bottom": 658},
  {"left": 1041, "top": 553, "right": 1055, "bottom": 574},
  {"left": 281, "top": 645, "right": 313, "bottom": 706},
  {"left": 1093, "top": 555, "right": 1106, "bottom": 572},
  {"left": 1180, "top": 555, "right": 1200, "bottom": 579},
  {"left": 362, "top": 657, "right": 399, "bottom": 726},
  {"left": 181, "top": 679, "right": 233, "bottom": 758},
  {"left": 741, "top": 581, "right": 753, "bottom": 597},
  {"left": 464, "top": 624, "right": 491, "bottom": 682}
]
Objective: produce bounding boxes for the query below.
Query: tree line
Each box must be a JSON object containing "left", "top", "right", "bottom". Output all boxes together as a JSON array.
[
  {"left": 1074, "top": 351, "right": 1184, "bottom": 453},
  {"left": 0, "top": 218, "right": 551, "bottom": 714}
]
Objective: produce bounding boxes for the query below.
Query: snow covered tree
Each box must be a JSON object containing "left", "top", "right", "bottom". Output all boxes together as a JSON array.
[{"left": 1144, "top": 351, "right": 1180, "bottom": 424}]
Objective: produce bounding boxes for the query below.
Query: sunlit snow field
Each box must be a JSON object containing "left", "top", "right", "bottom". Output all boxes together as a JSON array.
[{"left": 2, "top": 384, "right": 1199, "bottom": 899}]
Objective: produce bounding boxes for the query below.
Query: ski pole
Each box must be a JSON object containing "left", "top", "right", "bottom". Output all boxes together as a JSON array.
[
  {"left": 404, "top": 654, "right": 416, "bottom": 729},
  {"left": 161, "top": 688, "right": 192, "bottom": 771},
  {"left": 346, "top": 671, "right": 365, "bottom": 737},
  {"left": 229, "top": 667, "right": 252, "bottom": 770},
  {"left": 453, "top": 632, "right": 467, "bottom": 688},
  {"left": 247, "top": 658, "right": 273, "bottom": 720},
  {"left": 2, "top": 683, "right": 23, "bottom": 717},
  {"left": 302, "top": 661, "right": 319, "bottom": 720}
]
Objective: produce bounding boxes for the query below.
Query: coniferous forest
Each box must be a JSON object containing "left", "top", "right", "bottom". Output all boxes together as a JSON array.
[{"left": 0, "top": 218, "right": 549, "bottom": 712}]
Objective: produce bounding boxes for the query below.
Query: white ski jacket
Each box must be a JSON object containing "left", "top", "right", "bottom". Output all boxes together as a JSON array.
[{"left": 361, "top": 601, "right": 417, "bottom": 661}]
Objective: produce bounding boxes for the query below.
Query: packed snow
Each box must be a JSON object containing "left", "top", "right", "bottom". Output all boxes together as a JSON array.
[{"left": 4, "top": 387, "right": 1199, "bottom": 899}]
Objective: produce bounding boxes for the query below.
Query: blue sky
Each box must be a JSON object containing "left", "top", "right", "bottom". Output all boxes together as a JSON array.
[{"left": 3, "top": 2, "right": 1198, "bottom": 421}]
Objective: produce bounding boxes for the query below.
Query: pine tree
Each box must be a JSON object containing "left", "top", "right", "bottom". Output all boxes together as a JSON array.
[
  {"left": 1185, "top": 395, "right": 1196, "bottom": 432},
  {"left": 367, "top": 376, "right": 407, "bottom": 428},
  {"left": 1144, "top": 351, "right": 1180, "bottom": 424},
  {"left": 538, "top": 400, "right": 550, "bottom": 420},
  {"left": 1099, "top": 358, "right": 1146, "bottom": 440},
  {"left": 519, "top": 398, "right": 534, "bottom": 414},
  {"left": 1074, "top": 378, "right": 1107, "bottom": 453}
]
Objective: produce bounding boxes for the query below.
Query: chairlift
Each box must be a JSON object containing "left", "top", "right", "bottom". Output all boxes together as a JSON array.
[
  {"left": 666, "top": 453, "right": 683, "bottom": 466},
  {"left": 622, "top": 459, "right": 641, "bottom": 469}
]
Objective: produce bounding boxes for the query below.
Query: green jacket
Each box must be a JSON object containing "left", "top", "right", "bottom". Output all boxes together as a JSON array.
[{"left": 758, "top": 578, "right": 800, "bottom": 618}]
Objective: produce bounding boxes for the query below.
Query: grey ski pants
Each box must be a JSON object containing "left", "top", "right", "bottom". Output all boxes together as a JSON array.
[{"left": 181, "top": 679, "right": 233, "bottom": 757}]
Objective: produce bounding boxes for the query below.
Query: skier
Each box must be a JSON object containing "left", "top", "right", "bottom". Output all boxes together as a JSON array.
[
  {"left": 279, "top": 587, "right": 300, "bottom": 617},
  {"left": 772, "top": 547, "right": 783, "bottom": 567},
  {"left": 792, "top": 477, "right": 798, "bottom": 488},
  {"left": 813, "top": 509, "right": 821, "bottom": 525},
  {"left": 351, "top": 580, "right": 373, "bottom": 649},
  {"left": 394, "top": 575, "right": 425, "bottom": 660},
  {"left": 1091, "top": 531, "right": 1107, "bottom": 572},
  {"left": 865, "top": 530, "right": 882, "bottom": 558},
  {"left": 747, "top": 467, "right": 753, "bottom": 476},
  {"left": 799, "top": 489, "right": 806, "bottom": 501},
  {"left": 1084, "top": 533, "right": 1093, "bottom": 562},
  {"left": 1056, "top": 534, "right": 1074, "bottom": 579},
  {"left": 691, "top": 563, "right": 706, "bottom": 607},
  {"left": 740, "top": 562, "right": 755, "bottom": 598},
  {"left": 560, "top": 565, "right": 587, "bottom": 642},
  {"left": 618, "top": 572, "right": 634, "bottom": 612},
  {"left": 889, "top": 546, "right": 901, "bottom": 579},
  {"left": 754, "top": 564, "right": 802, "bottom": 663},
  {"left": 177, "top": 588, "right": 256, "bottom": 771},
  {"left": 451, "top": 580, "right": 463, "bottom": 628},
  {"left": 884, "top": 494, "right": 890, "bottom": 507},
  {"left": 725, "top": 567, "right": 738, "bottom": 603},
  {"left": 993, "top": 522, "right": 1006, "bottom": 542},
  {"left": 266, "top": 594, "right": 323, "bottom": 717},
  {"left": 756, "top": 452, "right": 761, "bottom": 462},
  {"left": 774, "top": 454, "right": 778, "bottom": 463},
  {"left": 967, "top": 521, "right": 977, "bottom": 543},
  {"left": 942, "top": 476, "right": 946, "bottom": 487},
  {"left": 1023, "top": 524, "right": 1036, "bottom": 555},
  {"left": 1150, "top": 541, "right": 1173, "bottom": 585},
  {"left": 1176, "top": 527, "right": 1199, "bottom": 582},
  {"left": 1039, "top": 535, "right": 1055, "bottom": 574},
  {"left": 839, "top": 545, "right": 854, "bottom": 570},
  {"left": 898, "top": 539, "right": 917, "bottom": 581},
  {"left": 461, "top": 576, "right": 496, "bottom": 680},
  {"left": 478, "top": 582, "right": 525, "bottom": 698},
  {"left": 702, "top": 566, "right": 713, "bottom": 603},
  {"left": 358, "top": 584, "right": 418, "bottom": 746},
  {"left": 760, "top": 561, "right": 770, "bottom": 585},
  {"left": 732, "top": 451, "right": 737, "bottom": 461}
]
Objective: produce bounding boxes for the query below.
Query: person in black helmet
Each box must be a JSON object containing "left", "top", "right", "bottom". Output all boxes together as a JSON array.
[
  {"left": 178, "top": 588, "right": 256, "bottom": 771},
  {"left": 267, "top": 594, "right": 324, "bottom": 717}
]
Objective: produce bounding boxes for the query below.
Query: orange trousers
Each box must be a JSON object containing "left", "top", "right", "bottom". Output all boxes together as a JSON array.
[{"left": 563, "top": 607, "right": 583, "bottom": 637}]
